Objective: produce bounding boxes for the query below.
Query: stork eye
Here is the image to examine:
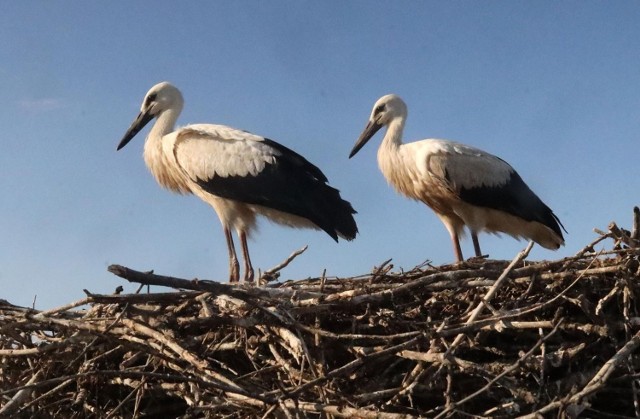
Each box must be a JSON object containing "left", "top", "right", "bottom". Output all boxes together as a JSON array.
[
  {"left": 144, "top": 93, "right": 157, "bottom": 107},
  {"left": 374, "top": 104, "right": 386, "bottom": 114}
]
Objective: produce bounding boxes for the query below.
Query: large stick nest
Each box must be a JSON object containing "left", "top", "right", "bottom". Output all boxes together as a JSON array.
[{"left": 3, "top": 209, "right": 640, "bottom": 418}]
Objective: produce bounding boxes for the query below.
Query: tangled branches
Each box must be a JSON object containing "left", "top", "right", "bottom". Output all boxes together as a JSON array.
[{"left": 2, "top": 210, "right": 640, "bottom": 418}]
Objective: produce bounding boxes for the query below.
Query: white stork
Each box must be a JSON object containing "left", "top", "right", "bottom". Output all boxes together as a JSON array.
[
  {"left": 349, "top": 94, "right": 565, "bottom": 262},
  {"left": 117, "top": 82, "right": 358, "bottom": 282}
]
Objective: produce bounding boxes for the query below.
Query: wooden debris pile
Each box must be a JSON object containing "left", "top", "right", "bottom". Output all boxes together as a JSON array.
[{"left": 2, "top": 209, "right": 640, "bottom": 418}]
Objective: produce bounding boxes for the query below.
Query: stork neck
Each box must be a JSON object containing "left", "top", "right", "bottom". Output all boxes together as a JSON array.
[
  {"left": 377, "top": 116, "right": 405, "bottom": 176},
  {"left": 381, "top": 117, "right": 405, "bottom": 150},
  {"left": 149, "top": 107, "right": 181, "bottom": 142},
  {"left": 143, "top": 106, "right": 190, "bottom": 194}
]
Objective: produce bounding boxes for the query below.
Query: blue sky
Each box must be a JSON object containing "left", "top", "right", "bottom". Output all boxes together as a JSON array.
[{"left": 1, "top": 2, "right": 639, "bottom": 309}]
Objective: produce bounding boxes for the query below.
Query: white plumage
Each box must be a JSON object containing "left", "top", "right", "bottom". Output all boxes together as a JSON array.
[
  {"left": 349, "top": 94, "right": 565, "bottom": 262},
  {"left": 118, "top": 82, "right": 357, "bottom": 282}
]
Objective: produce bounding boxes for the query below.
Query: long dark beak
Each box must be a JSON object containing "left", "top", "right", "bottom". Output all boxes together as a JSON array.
[
  {"left": 348, "top": 119, "right": 383, "bottom": 158},
  {"left": 117, "top": 110, "right": 154, "bottom": 150}
]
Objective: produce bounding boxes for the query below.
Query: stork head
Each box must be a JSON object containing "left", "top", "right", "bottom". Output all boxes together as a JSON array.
[
  {"left": 117, "top": 81, "right": 184, "bottom": 150},
  {"left": 349, "top": 94, "right": 407, "bottom": 158}
]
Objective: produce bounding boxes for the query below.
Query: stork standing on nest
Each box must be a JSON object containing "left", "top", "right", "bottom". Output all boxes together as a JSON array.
[
  {"left": 118, "top": 82, "right": 358, "bottom": 282},
  {"left": 349, "top": 94, "right": 565, "bottom": 262}
]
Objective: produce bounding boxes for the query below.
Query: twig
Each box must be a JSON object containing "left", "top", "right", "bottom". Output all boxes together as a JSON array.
[
  {"left": 520, "top": 329, "right": 640, "bottom": 418},
  {"left": 105, "top": 377, "right": 146, "bottom": 419},
  {"left": 434, "top": 319, "right": 563, "bottom": 418},
  {"left": 277, "top": 335, "right": 423, "bottom": 399},
  {"left": 232, "top": 395, "right": 418, "bottom": 418},
  {"left": 118, "top": 318, "right": 244, "bottom": 392},
  {"left": 4, "top": 212, "right": 640, "bottom": 417},
  {"left": 0, "top": 371, "right": 42, "bottom": 416},
  {"left": 107, "top": 264, "right": 320, "bottom": 300},
  {"left": 609, "top": 221, "right": 633, "bottom": 247},
  {"left": 451, "top": 242, "right": 534, "bottom": 351},
  {"left": 16, "top": 378, "right": 75, "bottom": 412},
  {"left": 632, "top": 206, "right": 640, "bottom": 242},
  {"left": 260, "top": 245, "right": 308, "bottom": 284},
  {"left": 108, "top": 264, "right": 240, "bottom": 295}
]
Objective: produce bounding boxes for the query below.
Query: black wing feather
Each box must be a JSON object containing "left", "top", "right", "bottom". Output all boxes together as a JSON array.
[
  {"left": 458, "top": 171, "right": 566, "bottom": 239},
  {"left": 195, "top": 139, "right": 357, "bottom": 241},
  {"left": 261, "top": 138, "right": 328, "bottom": 182}
]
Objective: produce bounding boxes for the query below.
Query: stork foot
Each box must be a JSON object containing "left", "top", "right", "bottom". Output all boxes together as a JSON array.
[
  {"left": 243, "top": 267, "right": 255, "bottom": 283},
  {"left": 229, "top": 259, "right": 240, "bottom": 283},
  {"left": 239, "top": 231, "right": 254, "bottom": 283}
]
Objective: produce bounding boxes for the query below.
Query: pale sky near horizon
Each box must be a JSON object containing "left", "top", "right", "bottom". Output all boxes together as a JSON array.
[{"left": 1, "top": 2, "right": 639, "bottom": 309}]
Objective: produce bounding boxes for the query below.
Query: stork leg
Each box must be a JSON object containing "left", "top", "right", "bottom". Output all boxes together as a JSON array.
[
  {"left": 451, "top": 233, "right": 464, "bottom": 263},
  {"left": 471, "top": 232, "right": 482, "bottom": 257},
  {"left": 239, "top": 231, "right": 254, "bottom": 282},
  {"left": 224, "top": 227, "right": 240, "bottom": 283},
  {"left": 442, "top": 217, "right": 464, "bottom": 263}
]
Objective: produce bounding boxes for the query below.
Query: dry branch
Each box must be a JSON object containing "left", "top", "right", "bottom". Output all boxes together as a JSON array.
[{"left": 3, "top": 208, "right": 640, "bottom": 417}]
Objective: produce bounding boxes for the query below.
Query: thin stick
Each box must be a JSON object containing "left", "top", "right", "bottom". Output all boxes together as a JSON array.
[
  {"left": 274, "top": 336, "right": 423, "bottom": 399},
  {"left": 435, "top": 320, "right": 562, "bottom": 418},
  {"left": 0, "top": 371, "right": 42, "bottom": 416},
  {"left": 520, "top": 329, "right": 640, "bottom": 418},
  {"left": 260, "top": 245, "right": 308, "bottom": 284},
  {"left": 451, "top": 242, "right": 534, "bottom": 350},
  {"left": 632, "top": 206, "right": 640, "bottom": 242}
]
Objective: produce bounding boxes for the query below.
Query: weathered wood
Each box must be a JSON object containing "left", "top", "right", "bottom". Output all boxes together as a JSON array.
[{"left": 2, "top": 208, "right": 640, "bottom": 417}]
